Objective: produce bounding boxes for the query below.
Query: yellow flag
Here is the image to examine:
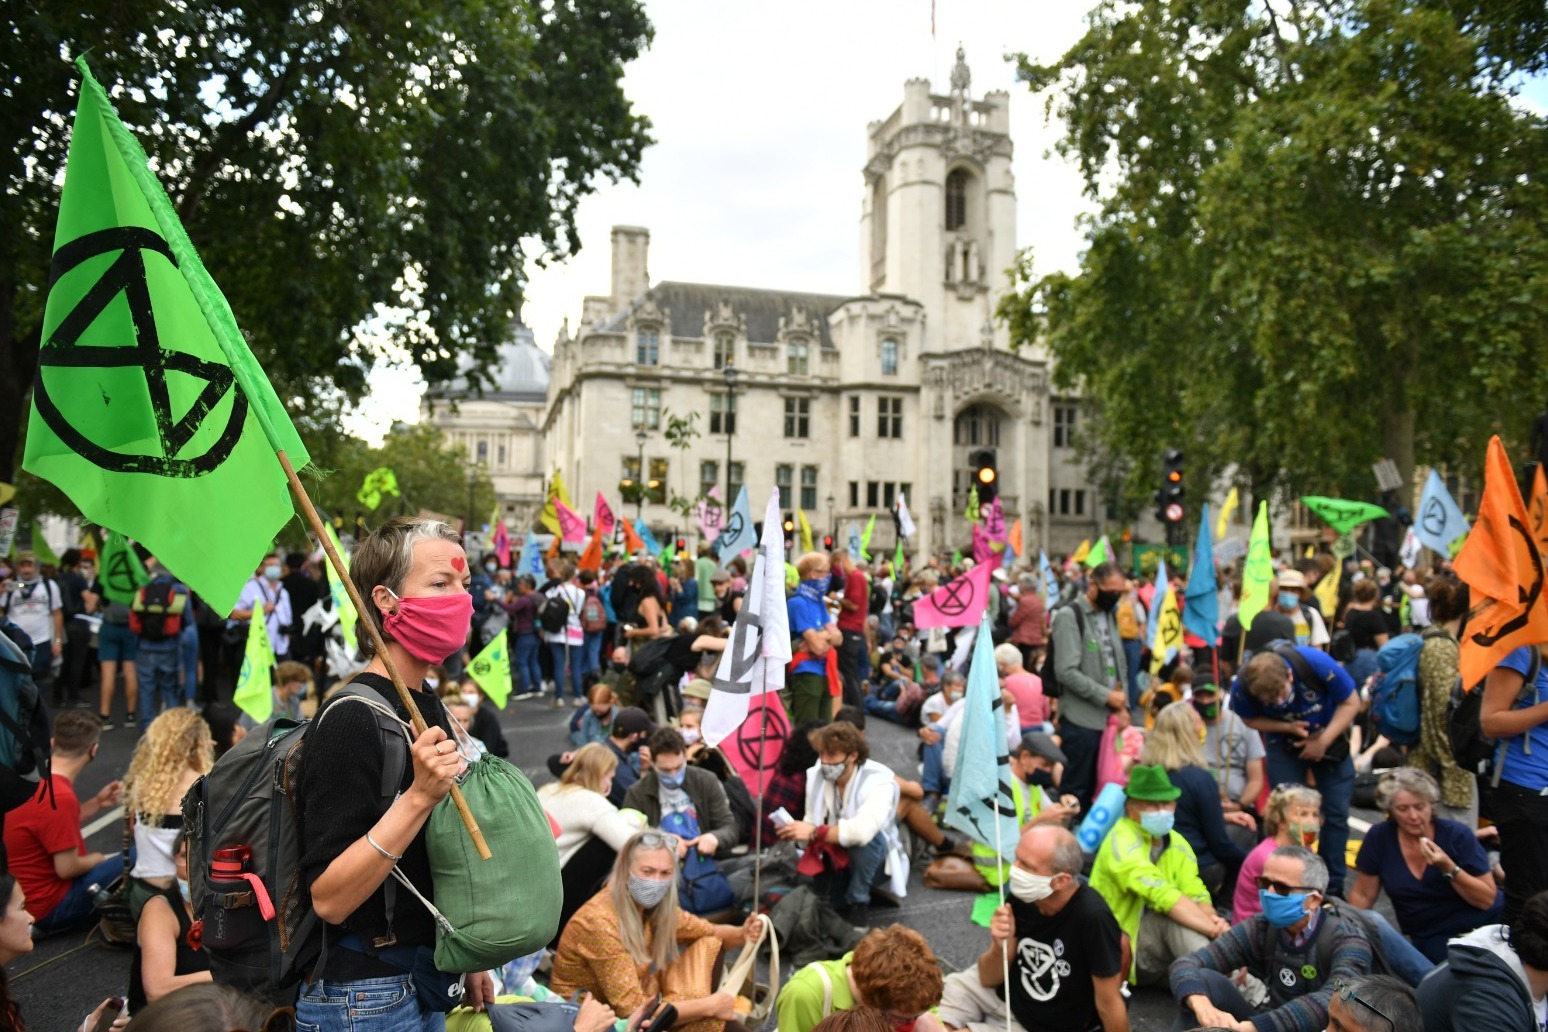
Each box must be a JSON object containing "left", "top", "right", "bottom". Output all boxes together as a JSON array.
[
  {"left": 539, "top": 470, "right": 573, "bottom": 536},
  {"left": 233, "top": 606, "right": 277, "bottom": 723},
  {"left": 1149, "top": 585, "right": 1184, "bottom": 675},
  {"left": 1238, "top": 502, "right": 1273, "bottom": 630},
  {"left": 797, "top": 509, "right": 814, "bottom": 552},
  {"left": 467, "top": 629, "right": 511, "bottom": 708},
  {"left": 1217, "top": 487, "right": 1239, "bottom": 539},
  {"left": 1314, "top": 558, "right": 1341, "bottom": 620},
  {"left": 323, "top": 522, "right": 358, "bottom": 654},
  {"left": 1071, "top": 538, "right": 1091, "bottom": 563}
]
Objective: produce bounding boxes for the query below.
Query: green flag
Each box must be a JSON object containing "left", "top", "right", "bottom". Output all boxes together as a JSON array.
[
  {"left": 859, "top": 514, "right": 876, "bottom": 563},
  {"left": 1239, "top": 502, "right": 1273, "bottom": 630},
  {"left": 1299, "top": 496, "right": 1389, "bottom": 535},
  {"left": 965, "top": 484, "right": 979, "bottom": 522},
  {"left": 467, "top": 629, "right": 511, "bottom": 708},
  {"left": 952, "top": 549, "right": 963, "bottom": 567},
  {"left": 99, "top": 530, "right": 148, "bottom": 606},
  {"left": 30, "top": 525, "right": 59, "bottom": 567},
  {"left": 893, "top": 538, "right": 905, "bottom": 574},
  {"left": 357, "top": 466, "right": 400, "bottom": 511},
  {"left": 22, "top": 61, "right": 309, "bottom": 617},
  {"left": 322, "top": 522, "right": 358, "bottom": 654},
  {"left": 1083, "top": 536, "right": 1110, "bottom": 568},
  {"left": 233, "top": 603, "right": 277, "bottom": 723}
]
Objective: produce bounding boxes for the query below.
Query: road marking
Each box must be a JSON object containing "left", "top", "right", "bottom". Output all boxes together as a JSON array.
[
  {"left": 1349, "top": 816, "right": 1371, "bottom": 834},
  {"left": 82, "top": 804, "right": 125, "bottom": 838}
]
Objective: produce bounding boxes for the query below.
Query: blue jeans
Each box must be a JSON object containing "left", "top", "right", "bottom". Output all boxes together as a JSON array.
[
  {"left": 179, "top": 625, "right": 200, "bottom": 704},
  {"left": 512, "top": 632, "right": 542, "bottom": 697},
  {"left": 1361, "top": 908, "right": 1435, "bottom": 986},
  {"left": 549, "top": 642, "right": 583, "bottom": 701},
  {"left": 1170, "top": 968, "right": 1254, "bottom": 1032},
  {"left": 582, "top": 630, "right": 603, "bottom": 679},
  {"left": 833, "top": 833, "right": 890, "bottom": 906},
  {"left": 296, "top": 973, "right": 445, "bottom": 1032},
  {"left": 1264, "top": 740, "right": 1354, "bottom": 895},
  {"left": 36, "top": 852, "right": 129, "bottom": 933},
  {"left": 138, "top": 646, "right": 182, "bottom": 715},
  {"left": 921, "top": 737, "right": 948, "bottom": 794},
  {"left": 1122, "top": 638, "right": 1144, "bottom": 712}
]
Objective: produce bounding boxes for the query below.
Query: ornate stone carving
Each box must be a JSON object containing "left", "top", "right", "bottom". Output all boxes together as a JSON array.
[
  {"left": 924, "top": 350, "right": 1049, "bottom": 420},
  {"left": 950, "top": 46, "right": 971, "bottom": 96},
  {"left": 702, "top": 299, "right": 747, "bottom": 341}
]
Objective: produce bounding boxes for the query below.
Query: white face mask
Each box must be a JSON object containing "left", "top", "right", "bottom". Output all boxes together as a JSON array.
[
  {"left": 819, "top": 761, "right": 845, "bottom": 782},
  {"left": 1007, "top": 865, "right": 1057, "bottom": 904},
  {"left": 461, "top": 692, "right": 480, "bottom": 709},
  {"left": 425, "top": 676, "right": 440, "bottom": 691},
  {"left": 680, "top": 728, "right": 701, "bottom": 745}
]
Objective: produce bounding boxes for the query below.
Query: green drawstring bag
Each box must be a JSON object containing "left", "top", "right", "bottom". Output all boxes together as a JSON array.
[{"left": 394, "top": 753, "right": 562, "bottom": 974}]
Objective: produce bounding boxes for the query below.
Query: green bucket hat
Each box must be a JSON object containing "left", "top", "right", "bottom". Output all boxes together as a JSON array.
[{"left": 1125, "top": 764, "right": 1181, "bottom": 802}]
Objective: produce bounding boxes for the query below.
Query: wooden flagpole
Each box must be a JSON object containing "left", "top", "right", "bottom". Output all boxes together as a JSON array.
[{"left": 278, "top": 450, "right": 491, "bottom": 861}]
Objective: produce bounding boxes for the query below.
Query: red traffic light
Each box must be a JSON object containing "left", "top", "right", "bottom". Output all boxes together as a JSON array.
[
  {"left": 675, "top": 538, "right": 687, "bottom": 551},
  {"left": 823, "top": 535, "right": 835, "bottom": 550}
]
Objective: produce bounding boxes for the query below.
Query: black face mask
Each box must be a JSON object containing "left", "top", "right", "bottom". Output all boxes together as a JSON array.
[
  {"left": 1093, "top": 589, "right": 1122, "bottom": 612},
  {"left": 1027, "top": 768, "right": 1056, "bottom": 791}
]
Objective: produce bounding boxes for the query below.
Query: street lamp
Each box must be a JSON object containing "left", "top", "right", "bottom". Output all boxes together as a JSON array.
[
  {"left": 723, "top": 363, "right": 738, "bottom": 504},
  {"left": 634, "top": 428, "right": 648, "bottom": 520},
  {"left": 826, "top": 494, "right": 835, "bottom": 541}
]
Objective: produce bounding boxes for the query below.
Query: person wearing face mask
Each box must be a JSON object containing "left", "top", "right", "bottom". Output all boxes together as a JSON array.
[
  {"left": 539, "top": 743, "right": 648, "bottom": 942},
  {"left": 568, "top": 683, "right": 621, "bottom": 751},
  {"left": 1234, "top": 785, "right": 1324, "bottom": 923},
  {"left": 1231, "top": 644, "right": 1360, "bottom": 897},
  {"left": 787, "top": 552, "right": 844, "bottom": 724},
  {"left": 130, "top": 830, "right": 211, "bottom": 1009},
  {"left": 295, "top": 517, "right": 497, "bottom": 1027},
  {"left": 623, "top": 728, "right": 738, "bottom": 862},
  {"left": 452, "top": 677, "right": 509, "bottom": 758},
  {"left": 1272, "top": 570, "right": 1330, "bottom": 650},
  {"left": 229, "top": 551, "right": 293, "bottom": 664},
  {"left": 1168, "top": 846, "right": 1374, "bottom": 1032},
  {"left": 1089, "top": 764, "right": 1228, "bottom": 985},
  {"left": 916, "top": 666, "right": 961, "bottom": 812},
  {"left": 552, "top": 831, "right": 764, "bottom": 1032},
  {"left": 0, "top": 551, "right": 65, "bottom": 708},
  {"left": 777, "top": 721, "right": 909, "bottom": 925},
  {"left": 1049, "top": 561, "right": 1132, "bottom": 811},
  {"left": 939, "top": 825, "right": 1128, "bottom": 1032},
  {"left": 1193, "top": 681, "right": 1267, "bottom": 821}
]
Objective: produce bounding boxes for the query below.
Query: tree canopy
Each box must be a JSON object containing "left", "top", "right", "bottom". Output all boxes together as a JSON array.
[
  {"left": 2, "top": 0, "right": 653, "bottom": 489},
  {"left": 999, "top": 0, "right": 1548, "bottom": 515}
]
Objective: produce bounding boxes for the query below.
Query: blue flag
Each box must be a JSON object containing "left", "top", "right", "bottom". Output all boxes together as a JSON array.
[
  {"left": 714, "top": 485, "right": 757, "bottom": 563},
  {"left": 1416, "top": 470, "right": 1471, "bottom": 556},
  {"left": 1184, "top": 502, "right": 1219, "bottom": 644},
  {"left": 1145, "top": 556, "right": 1169, "bottom": 650},
  {"left": 944, "top": 613, "right": 1023, "bottom": 863},
  {"left": 521, "top": 531, "right": 544, "bottom": 578},
  {"left": 847, "top": 521, "right": 862, "bottom": 561},
  {"left": 636, "top": 520, "right": 661, "bottom": 557},
  {"left": 1039, "top": 550, "right": 1058, "bottom": 603}
]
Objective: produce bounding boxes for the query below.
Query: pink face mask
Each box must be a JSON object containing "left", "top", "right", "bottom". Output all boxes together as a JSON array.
[{"left": 382, "top": 588, "right": 473, "bottom": 664}]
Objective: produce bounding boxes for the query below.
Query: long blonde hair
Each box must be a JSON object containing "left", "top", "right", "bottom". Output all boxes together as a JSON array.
[
  {"left": 559, "top": 743, "right": 618, "bottom": 795},
  {"left": 124, "top": 708, "right": 214, "bottom": 824},
  {"left": 608, "top": 831, "right": 682, "bottom": 973},
  {"left": 1140, "top": 702, "right": 1207, "bottom": 771}
]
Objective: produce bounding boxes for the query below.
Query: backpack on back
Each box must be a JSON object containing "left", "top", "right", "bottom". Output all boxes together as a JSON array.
[
  {"left": 1369, "top": 633, "right": 1425, "bottom": 745},
  {"left": 579, "top": 591, "right": 607, "bottom": 633},
  {"left": 130, "top": 580, "right": 187, "bottom": 641},
  {"left": 539, "top": 591, "right": 572, "bottom": 634},
  {"left": 1036, "top": 603, "right": 1084, "bottom": 700},
  {"left": 0, "top": 621, "right": 51, "bottom": 814},
  {"left": 1450, "top": 647, "right": 1542, "bottom": 785},
  {"left": 183, "top": 685, "right": 409, "bottom": 998}
]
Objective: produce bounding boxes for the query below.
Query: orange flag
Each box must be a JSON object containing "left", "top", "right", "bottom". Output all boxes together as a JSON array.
[
  {"left": 546, "top": 532, "right": 563, "bottom": 560},
  {"left": 578, "top": 526, "right": 603, "bottom": 573},
  {"left": 1007, "top": 519, "right": 1023, "bottom": 558},
  {"left": 1455, "top": 436, "right": 1548, "bottom": 689},
  {"left": 620, "top": 517, "right": 645, "bottom": 555},
  {"left": 1530, "top": 464, "right": 1548, "bottom": 561}
]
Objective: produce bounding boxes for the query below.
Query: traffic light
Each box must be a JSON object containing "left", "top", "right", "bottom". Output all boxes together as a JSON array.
[
  {"left": 969, "top": 448, "right": 998, "bottom": 504},
  {"left": 1156, "top": 448, "right": 1185, "bottom": 524},
  {"left": 823, "top": 535, "right": 835, "bottom": 551},
  {"left": 675, "top": 537, "right": 687, "bottom": 552},
  {"left": 782, "top": 513, "right": 795, "bottom": 548}
]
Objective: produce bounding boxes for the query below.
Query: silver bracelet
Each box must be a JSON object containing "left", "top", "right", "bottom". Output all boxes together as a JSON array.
[{"left": 366, "top": 832, "right": 402, "bottom": 863}]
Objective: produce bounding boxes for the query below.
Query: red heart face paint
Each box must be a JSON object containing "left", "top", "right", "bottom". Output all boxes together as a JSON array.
[{"left": 451, "top": 556, "right": 466, "bottom": 571}]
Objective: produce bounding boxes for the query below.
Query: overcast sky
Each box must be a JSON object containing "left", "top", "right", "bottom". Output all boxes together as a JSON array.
[{"left": 345, "top": 0, "right": 1097, "bottom": 442}]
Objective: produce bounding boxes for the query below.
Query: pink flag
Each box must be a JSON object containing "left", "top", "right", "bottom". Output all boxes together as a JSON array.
[
  {"left": 972, "top": 523, "right": 994, "bottom": 565},
  {"left": 555, "top": 498, "right": 587, "bottom": 543},
  {"left": 492, "top": 520, "right": 511, "bottom": 568},
  {"left": 694, "top": 486, "right": 724, "bottom": 541},
  {"left": 985, "top": 498, "right": 1007, "bottom": 542},
  {"left": 593, "top": 492, "right": 616, "bottom": 539},
  {"left": 914, "top": 561, "right": 994, "bottom": 628},
  {"left": 720, "top": 693, "right": 789, "bottom": 797}
]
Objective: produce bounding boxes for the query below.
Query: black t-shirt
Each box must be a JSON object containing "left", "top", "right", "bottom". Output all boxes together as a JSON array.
[
  {"left": 1006, "top": 885, "right": 1123, "bottom": 1032},
  {"left": 1343, "top": 607, "right": 1387, "bottom": 651},
  {"left": 56, "top": 570, "right": 87, "bottom": 619}
]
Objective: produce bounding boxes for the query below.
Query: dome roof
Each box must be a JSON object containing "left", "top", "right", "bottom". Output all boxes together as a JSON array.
[{"left": 438, "top": 320, "right": 550, "bottom": 402}]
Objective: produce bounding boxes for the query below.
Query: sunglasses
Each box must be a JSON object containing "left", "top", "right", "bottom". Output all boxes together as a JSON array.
[
  {"left": 1254, "top": 875, "right": 1316, "bottom": 895},
  {"left": 635, "top": 831, "right": 681, "bottom": 852},
  {"left": 1331, "top": 977, "right": 1394, "bottom": 1031}
]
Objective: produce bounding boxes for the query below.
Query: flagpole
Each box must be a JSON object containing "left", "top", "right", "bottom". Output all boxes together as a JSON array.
[
  {"left": 277, "top": 450, "right": 492, "bottom": 861},
  {"left": 994, "top": 745, "right": 1011, "bottom": 1032},
  {"left": 751, "top": 664, "right": 769, "bottom": 908}
]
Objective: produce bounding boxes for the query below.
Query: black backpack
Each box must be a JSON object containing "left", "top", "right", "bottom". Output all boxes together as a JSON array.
[
  {"left": 868, "top": 581, "right": 888, "bottom": 618},
  {"left": 183, "top": 685, "right": 409, "bottom": 1000},
  {"left": 539, "top": 589, "right": 572, "bottom": 634},
  {"left": 1037, "top": 603, "right": 1084, "bottom": 699},
  {"left": 0, "top": 620, "right": 52, "bottom": 814},
  {"left": 1450, "top": 647, "right": 1542, "bottom": 785}
]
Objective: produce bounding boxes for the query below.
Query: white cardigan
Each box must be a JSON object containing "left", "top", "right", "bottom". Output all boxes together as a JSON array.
[
  {"left": 536, "top": 782, "right": 643, "bottom": 865},
  {"left": 801, "top": 758, "right": 909, "bottom": 897}
]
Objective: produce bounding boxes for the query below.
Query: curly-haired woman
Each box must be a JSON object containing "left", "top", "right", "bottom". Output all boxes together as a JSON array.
[{"left": 123, "top": 707, "right": 214, "bottom": 920}]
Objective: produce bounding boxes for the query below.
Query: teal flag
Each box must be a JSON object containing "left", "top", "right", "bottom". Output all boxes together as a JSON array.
[
  {"left": 1183, "top": 503, "right": 1219, "bottom": 644},
  {"left": 943, "top": 613, "right": 1022, "bottom": 863}
]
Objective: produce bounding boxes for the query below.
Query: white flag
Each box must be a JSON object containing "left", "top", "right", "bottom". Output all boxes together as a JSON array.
[
  {"left": 897, "top": 493, "right": 917, "bottom": 539},
  {"left": 1399, "top": 528, "right": 1422, "bottom": 569},
  {"left": 704, "top": 488, "right": 792, "bottom": 747}
]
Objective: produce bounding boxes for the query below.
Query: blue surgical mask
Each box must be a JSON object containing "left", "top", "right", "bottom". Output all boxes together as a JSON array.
[
  {"left": 1277, "top": 591, "right": 1300, "bottom": 610},
  {"left": 176, "top": 877, "right": 190, "bottom": 901},
  {"left": 1259, "top": 889, "right": 1311, "bottom": 928},
  {"left": 1139, "top": 810, "right": 1175, "bottom": 838},
  {"left": 263, "top": 566, "right": 283, "bottom": 582},
  {"left": 658, "top": 766, "right": 687, "bottom": 788},
  {"left": 485, "top": 561, "right": 498, "bottom": 573}
]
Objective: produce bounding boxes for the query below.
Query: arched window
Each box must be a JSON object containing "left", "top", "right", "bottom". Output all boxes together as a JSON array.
[
  {"left": 952, "top": 404, "right": 1001, "bottom": 447},
  {"left": 945, "top": 169, "right": 969, "bottom": 231}
]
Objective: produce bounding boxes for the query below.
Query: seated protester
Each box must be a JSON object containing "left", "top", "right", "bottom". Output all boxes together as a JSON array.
[
  {"left": 295, "top": 517, "right": 497, "bottom": 1025},
  {"left": 894, "top": 773, "right": 967, "bottom": 858},
  {"left": 1140, "top": 703, "right": 1252, "bottom": 905},
  {"left": 551, "top": 706, "right": 656, "bottom": 804},
  {"left": 456, "top": 679, "right": 509, "bottom": 758},
  {"left": 776, "top": 722, "right": 909, "bottom": 925},
  {"left": 623, "top": 728, "right": 739, "bottom": 858},
  {"left": 551, "top": 830, "right": 763, "bottom": 1032},
  {"left": 130, "top": 830, "right": 211, "bottom": 1011},
  {"left": 1235, "top": 784, "right": 1323, "bottom": 923},
  {"left": 762, "top": 720, "right": 824, "bottom": 844},
  {"left": 1088, "top": 764, "right": 1229, "bottom": 986},
  {"left": 994, "top": 643, "right": 1050, "bottom": 734},
  {"left": 440, "top": 686, "right": 490, "bottom": 759},
  {"left": 1170, "top": 846, "right": 1373, "bottom": 1031},
  {"left": 1194, "top": 679, "right": 1267, "bottom": 820},
  {"left": 786, "top": 551, "right": 843, "bottom": 724},
  {"left": 237, "top": 659, "right": 311, "bottom": 731},
  {"left": 571, "top": 684, "right": 620, "bottom": 749},
  {"left": 966, "top": 733, "right": 1081, "bottom": 892},
  {"left": 1348, "top": 768, "right": 1503, "bottom": 962},
  {"left": 539, "top": 743, "right": 648, "bottom": 941},
  {"left": 864, "top": 635, "right": 926, "bottom": 727},
  {"left": 1418, "top": 888, "right": 1548, "bottom": 1032},
  {"left": 1325, "top": 974, "right": 1421, "bottom": 1032},
  {"left": 942, "top": 688, "right": 1021, "bottom": 793},
  {"left": 940, "top": 825, "right": 1127, "bottom": 1032},
  {"left": 776, "top": 924, "right": 945, "bottom": 1032},
  {"left": 1, "top": 710, "right": 124, "bottom": 934},
  {"left": 1138, "top": 668, "right": 1186, "bottom": 731},
  {"left": 917, "top": 668, "right": 964, "bottom": 811}
]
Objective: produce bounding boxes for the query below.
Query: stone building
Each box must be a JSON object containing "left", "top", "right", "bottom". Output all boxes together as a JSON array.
[{"left": 539, "top": 49, "right": 1103, "bottom": 558}]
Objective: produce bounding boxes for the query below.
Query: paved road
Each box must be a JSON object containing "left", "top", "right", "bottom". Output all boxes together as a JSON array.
[{"left": 8, "top": 695, "right": 1385, "bottom": 1030}]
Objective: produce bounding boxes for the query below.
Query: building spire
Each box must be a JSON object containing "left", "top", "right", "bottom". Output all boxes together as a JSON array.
[{"left": 949, "top": 44, "right": 971, "bottom": 97}]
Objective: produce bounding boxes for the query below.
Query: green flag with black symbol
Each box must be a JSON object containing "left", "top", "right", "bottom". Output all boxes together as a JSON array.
[
  {"left": 98, "top": 531, "right": 148, "bottom": 606},
  {"left": 22, "top": 60, "right": 308, "bottom": 616}
]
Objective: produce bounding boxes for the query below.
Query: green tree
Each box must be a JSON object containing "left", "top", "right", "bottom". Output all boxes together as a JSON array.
[
  {"left": 1001, "top": 0, "right": 1548, "bottom": 509},
  {"left": 3, "top": 0, "right": 652, "bottom": 485}
]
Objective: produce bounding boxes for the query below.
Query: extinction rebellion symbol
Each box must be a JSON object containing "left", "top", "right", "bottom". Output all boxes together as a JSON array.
[{"left": 34, "top": 226, "right": 246, "bottom": 477}]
